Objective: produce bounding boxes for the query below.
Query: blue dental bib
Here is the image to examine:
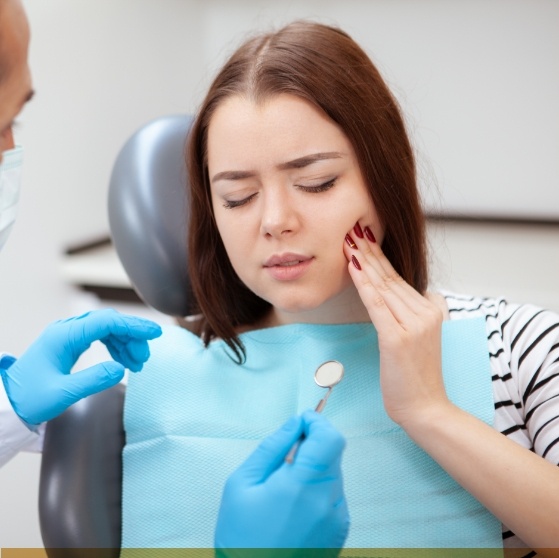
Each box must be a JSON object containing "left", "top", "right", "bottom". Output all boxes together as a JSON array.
[{"left": 122, "top": 318, "right": 502, "bottom": 552}]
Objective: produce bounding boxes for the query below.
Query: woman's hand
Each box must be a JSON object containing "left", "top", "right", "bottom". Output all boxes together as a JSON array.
[
  {"left": 343, "top": 222, "right": 449, "bottom": 428},
  {"left": 342, "top": 223, "right": 559, "bottom": 553}
]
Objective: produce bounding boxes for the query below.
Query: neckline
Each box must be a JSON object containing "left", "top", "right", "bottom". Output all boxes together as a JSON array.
[{"left": 214, "top": 321, "right": 377, "bottom": 346}]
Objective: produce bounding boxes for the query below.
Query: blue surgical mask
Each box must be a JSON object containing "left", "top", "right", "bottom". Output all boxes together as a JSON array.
[{"left": 0, "top": 146, "right": 23, "bottom": 253}]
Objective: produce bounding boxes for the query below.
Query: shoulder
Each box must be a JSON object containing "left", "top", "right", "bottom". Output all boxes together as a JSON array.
[
  {"left": 149, "top": 324, "right": 204, "bottom": 353},
  {"left": 441, "top": 291, "right": 509, "bottom": 320},
  {"left": 441, "top": 290, "right": 559, "bottom": 381},
  {"left": 135, "top": 324, "right": 207, "bottom": 380},
  {"left": 441, "top": 290, "right": 558, "bottom": 339},
  {"left": 441, "top": 291, "right": 558, "bottom": 335}
]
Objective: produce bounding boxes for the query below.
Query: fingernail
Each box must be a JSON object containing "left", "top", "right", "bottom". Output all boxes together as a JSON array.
[
  {"left": 364, "top": 226, "right": 376, "bottom": 243},
  {"left": 345, "top": 234, "right": 357, "bottom": 249},
  {"left": 351, "top": 255, "right": 361, "bottom": 270},
  {"left": 353, "top": 222, "right": 364, "bottom": 239}
]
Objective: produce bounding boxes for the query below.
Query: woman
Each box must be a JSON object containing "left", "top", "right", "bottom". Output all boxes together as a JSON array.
[{"left": 123, "top": 21, "right": 559, "bottom": 555}]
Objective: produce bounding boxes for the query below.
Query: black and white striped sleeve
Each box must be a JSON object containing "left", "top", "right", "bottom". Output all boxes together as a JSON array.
[
  {"left": 445, "top": 292, "right": 559, "bottom": 463},
  {"left": 444, "top": 292, "right": 559, "bottom": 555},
  {"left": 501, "top": 302, "right": 559, "bottom": 463}
]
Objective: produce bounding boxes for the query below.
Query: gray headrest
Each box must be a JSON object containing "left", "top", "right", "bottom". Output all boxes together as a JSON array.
[{"left": 108, "top": 115, "right": 195, "bottom": 317}]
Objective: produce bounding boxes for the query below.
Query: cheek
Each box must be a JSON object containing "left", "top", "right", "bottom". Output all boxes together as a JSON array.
[
  {"left": 213, "top": 211, "right": 237, "bottom": 261},
  {"left": 323, "top": 191, "right": 376, "bottom": 239},
  {"left": 215, "top": 214, "right": 253, "bottom": 271},
  {"left": 213, "top": 201, "right": 240, "bottom": 242},
  {"left": 343, "top": 187, "right": 383, "bottom": 241}
]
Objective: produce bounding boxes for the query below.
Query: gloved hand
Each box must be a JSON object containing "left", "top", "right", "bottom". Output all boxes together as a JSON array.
[
  {"left": 215, "top": 410, "right": 349, "bottom": 557},
  {"left": 0, "top": 308, "right": 162, "bottom": 425}
]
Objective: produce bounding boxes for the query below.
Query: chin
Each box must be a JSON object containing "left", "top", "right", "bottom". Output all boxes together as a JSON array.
[
  {"left": 269, "top": 290, "right": 340, "bottom": 316},
  {"left": 254, "top": 274, "right": 351, "bottom": 316}
]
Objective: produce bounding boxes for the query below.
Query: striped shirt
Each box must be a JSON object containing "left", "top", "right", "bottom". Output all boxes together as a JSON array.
[{"left": 443, "top": 292, "right": 559, "bottom": 556}]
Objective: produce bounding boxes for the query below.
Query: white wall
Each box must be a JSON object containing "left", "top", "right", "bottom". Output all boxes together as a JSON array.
[
  {"left": 198, "top": 0, "right": 559, "bottom": 220},
  {"left": 0, "top": 0, "right": 558, "bottom": 549}
]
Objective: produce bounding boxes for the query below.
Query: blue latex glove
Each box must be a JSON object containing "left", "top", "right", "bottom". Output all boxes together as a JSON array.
[
  {"left": 215, "top": 410, "right": 349, "bottom": 556},
  {"left": 0, "top": 309, "right": 162, "bottom": 425}
]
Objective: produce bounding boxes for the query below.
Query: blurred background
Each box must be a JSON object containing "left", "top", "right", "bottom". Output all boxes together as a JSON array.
[{"left": 1, "top": 0, "right": 558, "bottom": 549}]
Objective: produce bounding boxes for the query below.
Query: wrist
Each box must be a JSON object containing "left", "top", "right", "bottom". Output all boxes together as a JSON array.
[
  {"left": 396, "top": 399, "right": 459, "bottom": 442},
  {"left": 0, "top": 356, "right": 43, "bottom": 429}
]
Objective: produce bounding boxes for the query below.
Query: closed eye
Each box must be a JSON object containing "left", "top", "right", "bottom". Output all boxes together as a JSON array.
[
  {"left": 296, "top": 177, "right": 337, "bottom": 193},
  {"left": 222, "top": 192, "right": 258, "bottom": 209},
  {"left": 221, "top": 177, "right": 337, "bottom": 209}
]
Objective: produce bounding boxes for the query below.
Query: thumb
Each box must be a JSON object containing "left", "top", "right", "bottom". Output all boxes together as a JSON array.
[
  {"left": 61, "top": 361, "right": 125, "bottom": 404},
  {"left": 292, "top": 410, "right": 346, "bottom": 480},
  {"left": 235, "top": 415, "right": 304, "bottom": 484}
]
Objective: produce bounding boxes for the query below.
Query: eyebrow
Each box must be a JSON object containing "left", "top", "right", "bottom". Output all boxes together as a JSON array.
[{"left": 211, "top": 151, "right": 345, "bottom": 183}]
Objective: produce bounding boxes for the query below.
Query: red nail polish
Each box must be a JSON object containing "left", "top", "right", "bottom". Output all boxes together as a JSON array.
[
  {"left": 364, "top": 226, "right": 376, "bottom": 243},
  {"left": 345, "top": 234, "right": 357, "bottom": 249},
  {"left": 353, "top": 222, "right": 364, "bottom": 239},
  {"left": 351, "top": 255, "right": 361, "bottom": 270}
]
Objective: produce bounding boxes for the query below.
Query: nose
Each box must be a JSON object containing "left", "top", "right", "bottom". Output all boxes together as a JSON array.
[{"left": 259, "top": 186, "right": 300, "bottom": 239}]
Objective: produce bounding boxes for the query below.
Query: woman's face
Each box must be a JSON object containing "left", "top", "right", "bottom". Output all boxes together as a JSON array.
[{"left": 207, "top": 93, "right": 382, "bottom": 326}]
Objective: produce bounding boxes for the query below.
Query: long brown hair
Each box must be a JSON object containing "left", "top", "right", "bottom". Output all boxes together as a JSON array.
[{"left": 187, "top": 20, "right": 427, "bottom": 362}]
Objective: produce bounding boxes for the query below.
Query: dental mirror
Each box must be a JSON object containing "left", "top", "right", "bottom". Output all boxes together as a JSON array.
[
  {"left": 313, "top": 360, "right": 345, "bottom": 412},
  {"left": 285, "top": 360, "right": 345, "bottom": 462}
]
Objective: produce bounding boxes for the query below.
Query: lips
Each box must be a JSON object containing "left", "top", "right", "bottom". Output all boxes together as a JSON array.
[
  {"left": 263, "top": 253, "right": 314, "bottom": 281},
  {"left": 263, "top": 253, "right": 312, "bottom": 267}
]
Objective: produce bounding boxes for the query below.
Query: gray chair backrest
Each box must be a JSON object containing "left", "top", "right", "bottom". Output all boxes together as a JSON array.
[
  {"left": 108, "top": 114, "right": 195, "bottom": 317},
  {"left": 39, "top": 384, "right": 124, "bottom": 557}
]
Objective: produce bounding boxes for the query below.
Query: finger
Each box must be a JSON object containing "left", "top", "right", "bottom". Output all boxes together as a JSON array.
[
  {"left": 233, "top": 415, "right": 304, "bottom": 484},
  {"left": 347, "top": 256, "right": 402, "bottom": 337},
  {"left": 345, "top": 228, "right": 429, "bottom": 323},
  {"left": 79, "top": 308, "right": 161, "bottom": 343},
  {"left": 66, "top": 309, "right": 162, "bottom": 354},
  {"left": 344, "top": 230, "right": 387, "bottom": 285},
  {"left": 61, "top": 361, "right": 125, "bottom": 403},
  {"left": 104, "top": 337, "right": 150, "bottom": 372},
  {"left": 357, "top": 223, "right": 432, "bottom": 308},
  {"left": 292, "top": 410, "right": 346, "bottom": 480},
  {"left": 344, "top": 234, "right": 410, "bottom": 320},
  {"left": 366, "top": 239, "right": 431, "bottom": 311},
  {"left": 353, "top": 241, "right": 421, "bottom": 308}
]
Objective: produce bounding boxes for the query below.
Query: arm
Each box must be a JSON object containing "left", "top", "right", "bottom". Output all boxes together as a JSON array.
[
  {"left": 0, "top": 308, "right": 162, "bottom": 426},
  {"left": 344, "top": 222, "right": 559, "bottom": 556},
  {"left": 0, "top": 379, "right": 44, "bottom": 466}
]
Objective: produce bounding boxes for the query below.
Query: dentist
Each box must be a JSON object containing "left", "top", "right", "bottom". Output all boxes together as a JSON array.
[{"left": 0, "top": 0, "right": 163, "bottom": 465}]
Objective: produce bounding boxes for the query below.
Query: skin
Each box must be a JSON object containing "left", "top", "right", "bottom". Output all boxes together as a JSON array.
[
  {"left": 208, "top": 93, "right": 381, "bottom": 328},
  {"left": 0, "top": 0, "right": 34, "bottom": 160},
  {"left": 209, "top": 93, "right": 559, "bottom": 555}
]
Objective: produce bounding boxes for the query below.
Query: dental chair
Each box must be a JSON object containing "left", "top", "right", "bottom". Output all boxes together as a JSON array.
[{"left": 39, "top": 115, "right": 194, "bottom": 557}]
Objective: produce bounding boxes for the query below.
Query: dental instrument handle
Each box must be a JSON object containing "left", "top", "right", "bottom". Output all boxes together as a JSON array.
[
  {"left": 314, "top": 387, "right": 333, "bottom": 413},
  {"left": 285, "top": 388, "right": 332, "bottom": 463}
]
